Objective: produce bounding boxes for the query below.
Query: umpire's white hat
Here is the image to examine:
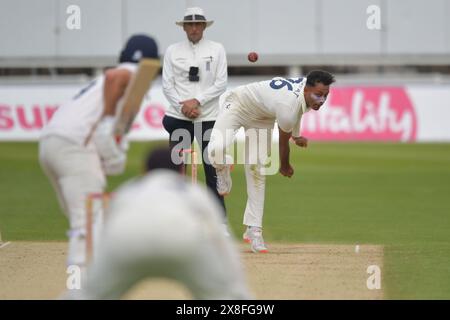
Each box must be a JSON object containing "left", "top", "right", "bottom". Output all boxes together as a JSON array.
[{"left": 176, "top": 7, "right": 214, "bottom": 27}]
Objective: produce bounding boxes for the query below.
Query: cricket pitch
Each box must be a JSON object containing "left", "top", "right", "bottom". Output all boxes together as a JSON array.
[{"left": 0, "top": 242, "right": 383, "bottom": 299}]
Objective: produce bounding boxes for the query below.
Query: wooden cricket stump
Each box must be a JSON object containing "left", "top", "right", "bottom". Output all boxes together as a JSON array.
[
  {"left": 178, "top": 148, "right": 198, "bottom": 184},
  {"left": 85, "top": 192, "right": 112, "bottom": 261}
]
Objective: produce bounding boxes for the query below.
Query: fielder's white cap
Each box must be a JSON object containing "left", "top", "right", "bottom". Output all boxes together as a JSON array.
[{"left": 176, "top": 7, "right": 214, "bottom": 27}]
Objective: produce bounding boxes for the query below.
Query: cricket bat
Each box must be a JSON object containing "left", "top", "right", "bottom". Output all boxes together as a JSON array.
[{"left": 113, "top": 58, "right": 161, "bottom": 139}]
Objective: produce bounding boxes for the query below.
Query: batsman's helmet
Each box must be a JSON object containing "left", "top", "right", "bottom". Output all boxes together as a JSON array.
[{"left": 119, "top": 34, "right": 159, "bottom": 63}]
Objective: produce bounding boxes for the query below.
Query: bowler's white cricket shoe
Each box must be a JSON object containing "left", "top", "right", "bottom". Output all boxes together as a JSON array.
[
  {"left": 243, "top": 226, "right": 268, "bottom": 253},
  {"left": 216, "top": 165, "right": 232, "bottom": 196}
]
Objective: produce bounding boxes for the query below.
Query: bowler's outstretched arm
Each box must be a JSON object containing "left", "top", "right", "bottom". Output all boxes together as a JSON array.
[{"left": 278, "top": 126, "right": 294, "bottom": 177}]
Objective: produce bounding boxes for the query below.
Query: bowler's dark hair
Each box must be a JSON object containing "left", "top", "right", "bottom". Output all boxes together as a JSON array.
[{"left": 306, "top": 70, "right": 335, "bottom": 87}]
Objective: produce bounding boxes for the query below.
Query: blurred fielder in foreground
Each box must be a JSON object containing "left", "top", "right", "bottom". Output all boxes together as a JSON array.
[
  {"left": 64, "top": 147, "right": 251, "bottom": 299},
  {"left": 39, "top": 34, "right": 159, "bottom": 267},
  {"left": 208, "top": 70, "right": 335, "bottom": 253}
]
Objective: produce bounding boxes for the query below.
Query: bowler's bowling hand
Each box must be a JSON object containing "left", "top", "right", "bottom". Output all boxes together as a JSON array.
[
  {"left": 293, "top": 136, "right": 308, "bottom": 148},
  {"left": 279, "top": 164, "right": 294, "bottom": 178}
]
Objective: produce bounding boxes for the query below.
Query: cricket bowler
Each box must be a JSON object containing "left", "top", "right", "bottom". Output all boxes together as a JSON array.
[{"left": 208, "top": 70, "right": 336, "bottom": 253}]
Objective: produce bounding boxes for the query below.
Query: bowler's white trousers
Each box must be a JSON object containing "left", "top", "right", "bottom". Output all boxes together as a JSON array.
[
  {"left": 208, "top": 92, "right": 274, "bottom": 228},
  {"left": 39, "top": 135, "right": 105, "bottom": 266}
]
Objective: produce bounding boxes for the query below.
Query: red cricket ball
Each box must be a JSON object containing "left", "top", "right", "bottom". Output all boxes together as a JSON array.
[{"left": 248, "top": 51, "right": 258, "bottom": 63}]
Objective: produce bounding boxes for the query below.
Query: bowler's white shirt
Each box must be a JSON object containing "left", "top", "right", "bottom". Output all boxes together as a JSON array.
[
  {"left": 232, "top": 77, "right": 310, "bottom": 137},
  {"left": 41, "top": 63, "right": 138, "bottom": 145},
  {"left": 162, "top": 38, "right": 228, "bottom": 122}
]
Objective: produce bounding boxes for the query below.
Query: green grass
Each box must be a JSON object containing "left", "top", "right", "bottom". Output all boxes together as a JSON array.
[{"left": 1, "top": 141, "right": 450, "bottom": 299}]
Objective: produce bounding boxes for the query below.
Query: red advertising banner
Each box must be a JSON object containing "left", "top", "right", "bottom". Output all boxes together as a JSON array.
[{"left": 301, "top": 87, "right": 417, "bottom": 142}]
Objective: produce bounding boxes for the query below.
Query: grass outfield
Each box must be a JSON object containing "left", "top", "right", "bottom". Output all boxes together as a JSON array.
[{"left": 1, "top": 141, "right": 449, "bottom": 299}]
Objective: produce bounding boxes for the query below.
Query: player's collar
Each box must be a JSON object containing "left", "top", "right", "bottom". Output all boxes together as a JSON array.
[
  {"left": 299, "top": 81, "right": 309, "bottom": 113},
  {"left": 187, "top": 38, "right": 204, "bottom": 48},
  {"left": 301, "top": 98, "right": 309, "bottom": 113}
]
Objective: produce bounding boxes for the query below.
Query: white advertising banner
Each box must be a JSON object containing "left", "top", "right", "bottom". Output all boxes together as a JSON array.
[{"left": 1, "top": 80, "right": 450, "bottom": 142}]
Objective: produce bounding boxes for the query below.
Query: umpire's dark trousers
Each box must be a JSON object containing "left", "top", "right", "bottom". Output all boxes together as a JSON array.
[{"left": 162, "top": 115, "right": 226, "bottom": 216}]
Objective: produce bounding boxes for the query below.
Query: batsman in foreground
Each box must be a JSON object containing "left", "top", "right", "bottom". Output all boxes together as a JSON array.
[
  {"left": 64, "top": 148, "right": 251, "bottom": 300},
  {"left": 208, "top": 70, "right": 336, "bottom": 253},
  {"left": 39, "top": 34, "right": 159, "bottom": 268}
]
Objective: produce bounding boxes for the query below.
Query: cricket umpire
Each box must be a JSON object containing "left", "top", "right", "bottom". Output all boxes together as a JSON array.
[{"left": 162, "top": 7, "right": 228, "bottom": 214}]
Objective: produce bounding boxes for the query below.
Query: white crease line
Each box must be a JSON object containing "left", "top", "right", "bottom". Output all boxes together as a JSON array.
[{"left": 0, "top": 242, "right": 11, "bottom": 249}]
